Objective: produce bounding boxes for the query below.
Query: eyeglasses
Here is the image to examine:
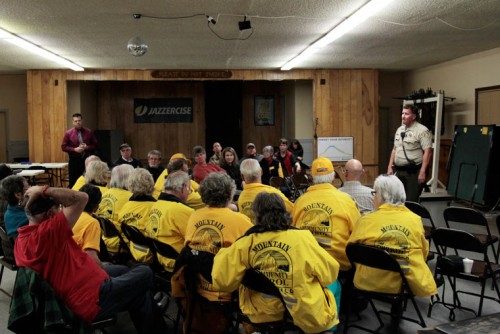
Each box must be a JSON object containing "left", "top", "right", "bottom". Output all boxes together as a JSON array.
[{"left": 371, "top": 191, "right": 377, "bottom": 196}]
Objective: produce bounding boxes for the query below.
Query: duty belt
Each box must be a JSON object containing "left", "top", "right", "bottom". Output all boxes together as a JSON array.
[{"left": 393, "top": 164, "right": 421, "bottom": 173}]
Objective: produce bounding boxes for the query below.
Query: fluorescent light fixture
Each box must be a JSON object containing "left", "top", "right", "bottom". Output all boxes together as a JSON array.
[
  {"left": 0, "top": 27, "right": 84, "bottom": 71},
  {"left": 281, "top": 0, "right": 392, "bottom": 70}
]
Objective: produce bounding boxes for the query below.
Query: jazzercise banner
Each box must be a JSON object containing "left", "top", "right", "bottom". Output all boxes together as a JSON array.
[{"left": 133, "top": 98, "right": 193, "bottom": 123}]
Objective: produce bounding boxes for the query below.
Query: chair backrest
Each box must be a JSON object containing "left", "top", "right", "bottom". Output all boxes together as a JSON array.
[
  {"left": 431, "top": 228, "right": 485, "bottom": 254},
  {"left": 150, "top": 238, "right": 179, "bottom": 260},
  {"left": 242, "top": 268, "right": 282, "bottom": 298},
  {"left": 120, "top": 223, "right": 151, "bottom": 248},
  {"left": 443, "top": 206, "right": 488, "bottom": 228},
  {"left": 269, "top": 176, "right": 287, "bottom": 189},
  {"left": 0, "top": 227, "right": 16, "bottom": 266},
  {"left": 346, "top": 243, "right": 402, "bottom": 274},
  {"left": 405, "top": 201, "right": 437, "bottom": 228},
  {"left": 96, "top": 216, "right": 121, "bottom": 238},
  {"left": 291, "top": 173, "right": 310, "bottom": 188}
]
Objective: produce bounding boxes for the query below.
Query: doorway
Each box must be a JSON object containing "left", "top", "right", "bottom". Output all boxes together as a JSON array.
[{"left": 204, "top": 81, "right": 243, "bottom": 157}]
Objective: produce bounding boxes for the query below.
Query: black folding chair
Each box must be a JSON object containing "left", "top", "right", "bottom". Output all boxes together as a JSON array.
[
  {"left": 405, "top": 201, "right": 438, "bottom": 260},
  {"left": 95, "top": 216, "right": 131, "bottom": 264},
  {"left": 343, "top": 243, "right": 427, "bottom": 333},
  {"left": 428, "top": 228, "right": 500, "bottom": 319},
  {"left": 0, "top": 227, "right": 17, "bottom": 297},
  {"left": 443, "top": 207, "right": 499, "bottom": 261},
  {"left": 236, "top": 268, "right": 305, "bottom": 334},
  {"left": 120, "top": 223, "right": 155, "bottom": 264}
]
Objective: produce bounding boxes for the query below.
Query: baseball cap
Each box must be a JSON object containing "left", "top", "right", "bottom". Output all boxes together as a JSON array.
[
  {"left": 27, "top": 197, "right": 59, "bottom": 216},
  {"left": 246, "top": 143, "right": 255, "bottom": 149},
  {"left": 119, "top": 143, "right": 131, "bottom": 150},
  {"left": 311, "top": 157, "right": 334, "bottom": 175},
  {"left": 170, "top": 153, "right": 192, "bottom": 165}
]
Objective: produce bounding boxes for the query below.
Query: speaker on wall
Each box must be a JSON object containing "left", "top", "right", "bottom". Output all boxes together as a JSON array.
[
  {"left": 447, "top": 125, "right": 499, "bottom": 206},
  {"left": 94, "top": 130, "right": 124, "bottom": 166}
]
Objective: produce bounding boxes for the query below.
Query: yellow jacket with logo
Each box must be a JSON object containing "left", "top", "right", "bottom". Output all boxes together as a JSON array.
[
  {"left": 347, "top": 203, "right": 437, "bottom": 297},
  {"left": 212, "top": 228, "right": 339, "bottom": 333},
  {"left": 292, "top": 183, "right": 360, "bottom": 271},
  {"left": 118, "top": 195, "right": 156, "bottom": 263},
  {"left": 238, "top": 183, "right": 293, "bottom": 223},
  {"left": 185, "top": 207, "right": 253, "bottom": 301},
  {"left": 97, "top": 187, "right": 132, "bottom": 253},
  {"left": 146, "top": 193, "right": 194, "bottom": 271}
]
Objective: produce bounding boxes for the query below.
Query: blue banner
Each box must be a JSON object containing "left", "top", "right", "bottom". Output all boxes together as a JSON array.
[{"left": 134, "top": 98, "right": 193, "bottom": 123}]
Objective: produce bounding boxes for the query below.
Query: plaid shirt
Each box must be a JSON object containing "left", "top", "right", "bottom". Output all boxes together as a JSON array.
[
  {"left": 8, "top": 267, "right": 87, "bottom": 333},
  {"left": 339, "top": 181, "right": 375, "bottom": 214}
]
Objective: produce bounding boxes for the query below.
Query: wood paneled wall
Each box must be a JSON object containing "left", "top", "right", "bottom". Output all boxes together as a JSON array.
[{"left": 27, "top": 68, "right": 379, "bottom": 183}]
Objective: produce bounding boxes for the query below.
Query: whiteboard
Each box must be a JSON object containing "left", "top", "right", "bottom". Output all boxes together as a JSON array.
[{"left": 317, "top": 137, "right": 354, "bottom": 162}]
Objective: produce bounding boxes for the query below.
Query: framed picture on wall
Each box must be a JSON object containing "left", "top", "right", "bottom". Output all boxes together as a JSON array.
[{"left": 254, "top": 96, "right": 275, "bottom": 126}]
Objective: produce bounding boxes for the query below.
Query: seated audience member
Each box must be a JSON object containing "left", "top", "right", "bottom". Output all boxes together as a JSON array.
[
  {"left": 259, "top": 145, "right": 283, "bottom": 185},
  {"left": 240, "top": 142, "right": 263, "bottom": 163},
  {"left": 114, "top": 143, "right": 142, "bottom": 168},
  {"left": 192, "top": 145, "right": 225, "bottom": 183},
  {"left": 146, "top": 171, "right": 194, "bottom": 272},
  {"left": 0, "top": 175, "right": 29, "bottom": 238},
  {"left": 97, "top": 164, "right": 134, "bottom": 253},
  {"left": 339, "top": 159, "right": 374, "bottom": 214},
  {"left": 213, "top": 192, "right": 340, "bottom": 333},
  {"left": 84, "top": 160, "right": 110, "bottom": 194},
  {"left": 238, "top": 159, "right": 293, "bottom": 222},
  {"left": 73, "top": 184, "right": 103, "bottom": 266},
  {"left": 145, "top": 149, "right": 165, "bottom": 182},
  {"left": 220, "top": 146, "right": 243, "bottom": 191},
  {"left": 0, "top": 164, "right": 17, "bottom": 238},
  {"left": 118, "top": 168, "right": 156, "bottom": 263},
  {"left": 172, "top": 172, "right": 252, "bottom": 334},
  {"left": 209, "top": 142, "right": 223, "bottom": 166},
  {"left": 289, "top": 139, "right": 310, "bottom": 170},
  {"left": 276, "top": 138, "right": 301, "bottom": 177},
  {"left": 347, "top": 174, "right": 437, "bottom": 297},
  {"left": 293, "top": 158, "right": 360, "bottom": 272},
  {"left": 72, "top": 155, "right": 101, "bottom": 191},
  {"left": 153, "top": 156, "right": 204, "bottom": 210},
  {"left": 15, "top": 186, "right": 166, "bottom": 333},
  {"left": 152, "top": 152, "right": 190, "bottom": 198}
]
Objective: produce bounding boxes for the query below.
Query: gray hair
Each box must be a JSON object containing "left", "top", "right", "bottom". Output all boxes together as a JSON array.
[
  {"left": 84, "top": 155, "right": 101, "bottom": 169},
  {"left": 127, "top": 168, "right": 154, "bottom": 196},
  {"left": 373, "top": 174, "right": 406, "bottom": 206},
  {"left": 164, "top": 171, "right": 190, "bottom": 193},
  {"left": 147, "top": 150, "right": 162, "bottom": 159},
  {"left": 240, "top": 159, "right": 261, "bottom": 182},
  {"left": 312, "top": 172, "right": 334, "bottom": 185},
  {"left": 262, "top": 145, "right": 274, "bottom": 155},
  {"left": 199, "top": 172, "right": 235, "bottom": 208},
  {"left": 109, "top": 164, "right": 134, "bottom": 189},
  {"left": 85, "top": 161, "right": 110, "bottom": 184}
]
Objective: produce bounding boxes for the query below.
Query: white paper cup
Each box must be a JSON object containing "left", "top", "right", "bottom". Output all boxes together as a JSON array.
[{"left": 463, "top": 258, "right": 473, "bottom": 274}]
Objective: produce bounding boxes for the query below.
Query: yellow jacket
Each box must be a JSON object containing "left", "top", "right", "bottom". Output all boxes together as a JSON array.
[
  {"left": 347, "top": 204, "right": 437, "bottom": 297},
  {"left": 146, "top": 194, "right": 194, "bottom": 271},
  {"left": 118, "top": 196, "right": 156, "bottom": 263},
  {"left": 212, "top": 228, "right": 339, "bottom": 333},
  {"left": 153, "top": 170, "right": 204, "bottom": 210},
  {"left": 292, "top": 183, "right": 360, "bottom": 271},
  {"left": 238, "top": 183, "right": 294, "bottom": 223},
  {"left": 97, "top": 187, "right": 132, "bottom": 253}
]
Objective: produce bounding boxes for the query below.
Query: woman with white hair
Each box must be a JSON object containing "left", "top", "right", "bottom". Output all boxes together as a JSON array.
[
  {"left": 84, "top": 160, "right": 110, "bottom": 194},
  {"left": 118, "top": 168, "right": 156, "bottom": 263},
  {"left": 259, "top": 145, "right": 283, "bottom": 185},
  {"left": 347, "top": 174, "right": 437, "bottom": 297},
  {"left": 97, "top": 164, "right": 134, "bottom": 253}
]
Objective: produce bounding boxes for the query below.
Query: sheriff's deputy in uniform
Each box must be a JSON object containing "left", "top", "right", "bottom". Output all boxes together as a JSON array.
[{"left": 387, "top": 104, "right": 432, "bottom": 202}]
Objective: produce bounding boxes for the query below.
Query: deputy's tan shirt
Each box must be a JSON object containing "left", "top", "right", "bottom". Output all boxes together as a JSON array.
[{"left": 393, "top": 121, "right": 432, "bottom": 166}]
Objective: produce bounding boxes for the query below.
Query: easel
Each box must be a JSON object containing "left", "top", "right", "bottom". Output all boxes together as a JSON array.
[{"left": 403, "top": 93, "right": 445, "bottom": 194}]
